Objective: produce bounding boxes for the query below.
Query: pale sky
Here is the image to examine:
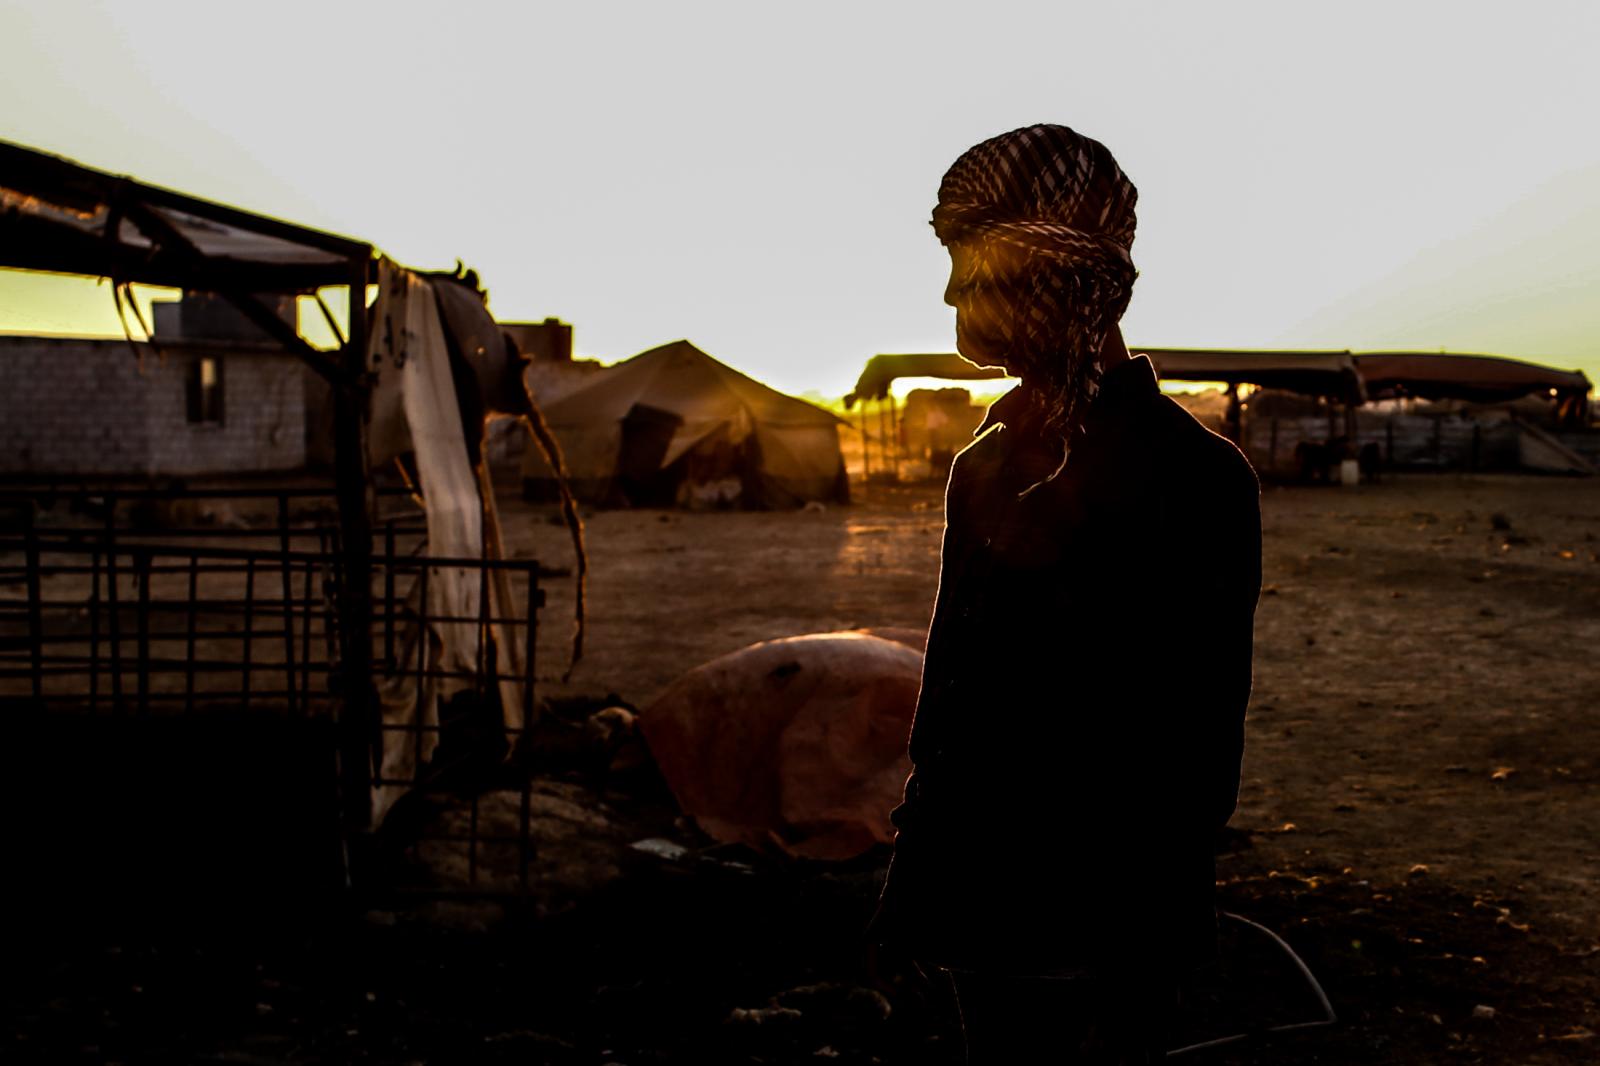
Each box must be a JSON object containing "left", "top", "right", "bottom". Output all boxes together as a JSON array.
[{"left": 2, "top": 1, "right": 1597, "bottom": 396}]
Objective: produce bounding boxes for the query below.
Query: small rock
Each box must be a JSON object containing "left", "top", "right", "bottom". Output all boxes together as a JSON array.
[
  {"left": 727, "top": 1006, "right": 803, "bottom": 1026},
  {"left": 629, "top": 837, "right": 689, "bottom": 862},
  {"left": 1491, "top": 767, "right": 1516, "bottom": 782},
  {"left": 1408, "top": 864, "right": 1429, "bottom": 877},
  {"left": 1473, "top": 1005, "right": 1496, "bottom": 1020}
]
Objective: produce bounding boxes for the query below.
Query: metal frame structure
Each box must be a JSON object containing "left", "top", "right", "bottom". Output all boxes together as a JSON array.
[{"left": 1, "top": 141, "right": 541, "bottom": 894}]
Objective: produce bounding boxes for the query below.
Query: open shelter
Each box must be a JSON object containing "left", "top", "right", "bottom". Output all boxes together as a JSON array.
[{"left": 1354, "top": 352, "right": 1591, "bottom": 424}]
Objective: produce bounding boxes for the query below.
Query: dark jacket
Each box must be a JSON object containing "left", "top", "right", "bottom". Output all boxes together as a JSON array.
[{"left": 875, "top": 354, "right": 1261, "bottom": 976}]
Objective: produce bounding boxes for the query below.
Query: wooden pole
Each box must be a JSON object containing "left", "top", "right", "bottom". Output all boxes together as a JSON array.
[
  {"left": 864, "top": 403, "right": 876, "bottom": 476},
  {"left": 883, "top": 396, "right": 896, "bottom": 480},
  {"left": 889, "top": 392, "right": 900, "bottom": 480}
]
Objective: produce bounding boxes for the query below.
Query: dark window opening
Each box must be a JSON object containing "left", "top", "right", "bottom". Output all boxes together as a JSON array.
[{"left": 186, "top": 356, "right": 225, "bottom": 425}]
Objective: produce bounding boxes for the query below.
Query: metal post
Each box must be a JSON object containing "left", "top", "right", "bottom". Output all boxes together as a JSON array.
[
  {"left": 185, "top": 553, "right": 199, "bottom": 711},
  {"left": 23, "top": 511, "right": 43, "bottom": 702},
  {"left": 278, "top": 495, "right": 298, "bottom": 715},
  {"left": 332, "top": 259, "right": 378, "bottom": 856},
  {"left": 383, "top": 522, "right": 397, "bottom": 669},
  {"left": 476, "top": 557, "right": 491, "bottom": 700},
  {"left": 521, "top": 569, "right": 538, "bottom": 729},
  {"left": 105, "top": 508, "right": 123, "bottom": 710},
  {"left": 300, "top": 558, "right": 315, "bottom": 704},
  {"left": 134, "top": 550, "right": 151, "bottom": 713},
  {"left": 89, "top": 549, "right": 102, "bottom": 711},
  {"left": 413, "top": 565, "right": 430, "bottom": 789},
  {"left": 241, "top": 556, "right": 256, "bottom": 711}
]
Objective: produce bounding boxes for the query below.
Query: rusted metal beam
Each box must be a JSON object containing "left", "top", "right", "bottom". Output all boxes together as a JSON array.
[{"left": 116, "top": 198, "right": 348, "bottom": 382}]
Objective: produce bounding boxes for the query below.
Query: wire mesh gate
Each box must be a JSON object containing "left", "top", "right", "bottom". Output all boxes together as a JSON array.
[{"left": 0, "top": 484, "right": 546, "bottom": 899}]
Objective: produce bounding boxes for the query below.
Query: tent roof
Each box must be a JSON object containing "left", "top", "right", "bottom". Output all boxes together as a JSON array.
[
  {"left": 0, "top": 140, "right": 372, "bottom": 293},
  {"left": 542, "top": 340, "right": 843, "bottom": 428},
  {"left": 1353, "top": 352, "right": 1592, "bottom": 403}
]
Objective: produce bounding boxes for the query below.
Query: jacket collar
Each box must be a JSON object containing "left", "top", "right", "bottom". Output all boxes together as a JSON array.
[{"left": 974, "top": 354, "right": 1159, "bottom": 437}]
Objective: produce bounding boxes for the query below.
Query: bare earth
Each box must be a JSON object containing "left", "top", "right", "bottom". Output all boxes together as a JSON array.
[
  {"left": 503, "top": 472, "right": 1600, "bottom": 1061},
  {"left": 7, "top": 472, "right": 1598, "bottom": 1064}
]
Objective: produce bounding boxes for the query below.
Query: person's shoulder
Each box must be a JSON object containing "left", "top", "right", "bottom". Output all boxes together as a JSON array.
[
  {"left": 1150, "top": 394, "right": 1259, "bottom": 498},
  {"left": 945, "top": 421, "right": 1006, "bottom": 495}
]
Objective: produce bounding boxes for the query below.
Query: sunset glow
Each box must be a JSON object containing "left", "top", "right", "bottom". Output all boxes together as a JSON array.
[{"left": 3, "top": 2, "right": 1595, "bottom": 396}]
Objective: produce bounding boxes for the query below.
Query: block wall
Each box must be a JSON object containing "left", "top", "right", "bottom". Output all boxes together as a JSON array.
[{"left": 0, "top": 337, "right": 306, "bottom": 476}]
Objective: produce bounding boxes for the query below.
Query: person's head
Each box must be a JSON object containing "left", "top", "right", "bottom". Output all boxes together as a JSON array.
[{"left": 933, "top": 124, "right": 1138, "bottom": 435}]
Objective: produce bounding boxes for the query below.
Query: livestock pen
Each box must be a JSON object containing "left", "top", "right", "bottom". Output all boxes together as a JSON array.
[{"left": 0, "top": 141, "right": 551, "bottom": 907}]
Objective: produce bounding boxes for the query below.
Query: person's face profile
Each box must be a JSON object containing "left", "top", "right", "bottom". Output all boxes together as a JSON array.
[{"left": 945, "top": 240, "right": 1011, "bottom": 370}]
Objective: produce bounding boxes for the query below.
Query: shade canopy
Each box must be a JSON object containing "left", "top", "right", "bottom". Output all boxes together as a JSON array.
[
  {"left": 1140, "top": 348, "right": 1366, "bottom": 403},
  {"left": 1353, "top": 352, "right": 1592, "bottom": 405},
  {"left": 846, "top": 347, "right": 1366, "bottom": 405},
  {"left": 846, "top": 353, "right": 1008, "bottom": 407},
  {"left": 846, "top": 345, "right": 1592, "bottom": 413}
]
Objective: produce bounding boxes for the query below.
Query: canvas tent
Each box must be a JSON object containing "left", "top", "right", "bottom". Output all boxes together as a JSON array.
[{"left": 522, "top": 340, "right": 848, "bottom": 508}]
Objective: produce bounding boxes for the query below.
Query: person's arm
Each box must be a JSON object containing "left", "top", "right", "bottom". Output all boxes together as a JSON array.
[
  {"left": 871, "top": 473, "right": 969, "bottom": 946},
  {"left": 1186, "top": 453, "right": 1262, "bottom": 828},
  {"left": 1147, "top": 446, "right": 1261, "bottom": 831},
  {"left": 889, "top": 504, "right": 966, "bottom": 836}
]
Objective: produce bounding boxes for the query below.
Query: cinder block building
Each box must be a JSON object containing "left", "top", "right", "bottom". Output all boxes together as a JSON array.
[{"left": 0, "top": 293, "right": 307, "bottom": 477}]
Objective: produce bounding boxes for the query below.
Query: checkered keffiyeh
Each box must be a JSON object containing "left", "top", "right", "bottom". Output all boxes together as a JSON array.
[{"left": 933, "top": 124, "right": 1138, "bottom": 492}]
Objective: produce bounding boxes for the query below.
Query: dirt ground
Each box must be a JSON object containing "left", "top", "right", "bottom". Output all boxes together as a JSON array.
[
  {"left": 6, "top": 471, "right": 1598, "bottom": 1063},
  {"left": 517, "top": 473, "right": 1600, "bottom": 909},
  {"left": 501, "top": 472, "right": 1600, "bottom": 1060}
]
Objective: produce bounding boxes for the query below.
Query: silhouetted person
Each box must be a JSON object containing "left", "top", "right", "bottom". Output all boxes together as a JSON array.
[{"left": 871, "top": 125, "right": 1262, "bottom": 1064}]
